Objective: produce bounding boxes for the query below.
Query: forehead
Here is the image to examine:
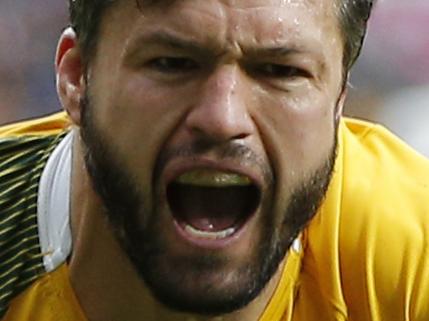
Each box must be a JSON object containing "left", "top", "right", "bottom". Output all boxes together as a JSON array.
[
  {"left": 143, "top": 0, "right": 336, "bottom": 26},
  {"left": 98, "top": 0, "right": 342, "bottom": 62},
  {"left": 108, "top": 0, "right": 339, "bottom": 37},
  {"left": 138, "top": 0, "right": 333, "bottom": 11}
]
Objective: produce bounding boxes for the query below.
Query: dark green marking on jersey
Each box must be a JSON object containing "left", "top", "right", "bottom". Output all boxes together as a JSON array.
[{"left": 0, "top": 132, "right": 66, "bottom": 318}]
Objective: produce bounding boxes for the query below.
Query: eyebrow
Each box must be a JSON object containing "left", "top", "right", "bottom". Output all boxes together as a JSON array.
[
  {"left": 126, "top": 30, "right": 319, "bottom": 62},
  {"left": 247, "top": 46, "right": 304, "bottom": 58},
  {"left": 126, "top": 31, "right": 215, "bottom": 57}
]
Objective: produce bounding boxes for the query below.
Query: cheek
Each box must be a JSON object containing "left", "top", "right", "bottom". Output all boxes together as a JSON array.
[
  {"left": 88, "top": 72, "right": 191, "bottom": 189},
  {"left": 288, "top": 94, "right": 335, "bottom": 162},
  {"left": 254, "top": 89, "right": 336, "bottom": 184}
]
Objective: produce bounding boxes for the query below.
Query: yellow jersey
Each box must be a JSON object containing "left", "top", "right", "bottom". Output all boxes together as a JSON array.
[{"left": 1, "top": 113, "right": 429, "bottom": 320}]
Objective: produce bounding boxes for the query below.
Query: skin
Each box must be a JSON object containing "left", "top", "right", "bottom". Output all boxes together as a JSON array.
[{"left": 56, "top": 0, "right": 345, "bottom": 320}]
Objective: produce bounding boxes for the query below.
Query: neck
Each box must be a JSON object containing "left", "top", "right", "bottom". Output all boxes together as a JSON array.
[{"left": 68, "top": 133, "right": 283, "bottom": 321}]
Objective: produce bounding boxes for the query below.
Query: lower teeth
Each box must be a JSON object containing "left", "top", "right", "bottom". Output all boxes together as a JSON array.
[{"left": 184, "top": 224, "right": 236, "bottom": 239}]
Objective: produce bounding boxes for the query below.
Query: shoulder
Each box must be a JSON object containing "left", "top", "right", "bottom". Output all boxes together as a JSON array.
[
  {"left": 272, "top": 119, "right": 428, "bottom": 319},
  {"left": 339, "top": 118, "right": 429, "bottom": 319},
  {"left": 340, "top": 118, "right": 429, "bottom": 230},
  {"left": 0, "top": 112, "right": 70, "bottom": 138},
  {"left": 0, "top": 112, "right": 70, "bottom": 182},
  {"left": 0, "top": 112, "right": 70, "bottom": 319}
]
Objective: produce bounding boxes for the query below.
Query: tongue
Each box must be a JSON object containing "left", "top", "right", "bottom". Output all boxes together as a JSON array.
[
  {"left": 181, "top": 190, "right": 241, "bottom": 231},
  {"left": 169, "top": 184, "right": 249, "bottom": 232},
  {"left": 185, "top": 217, "right": 236, "bottom": 232}
]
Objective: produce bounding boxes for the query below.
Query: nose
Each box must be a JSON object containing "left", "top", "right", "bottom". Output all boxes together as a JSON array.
[{"left": 185, "top": 65, "right": 255, "bottom": 142}]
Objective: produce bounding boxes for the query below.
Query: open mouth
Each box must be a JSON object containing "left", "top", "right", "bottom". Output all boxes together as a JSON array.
[{"left": 166, "top": 169, "right": 261, "bottom": 241}]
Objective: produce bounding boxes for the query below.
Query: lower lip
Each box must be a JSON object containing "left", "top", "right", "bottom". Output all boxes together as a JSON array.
[{"left": 172, "top": 217, "right": 252, "bottom": 250}]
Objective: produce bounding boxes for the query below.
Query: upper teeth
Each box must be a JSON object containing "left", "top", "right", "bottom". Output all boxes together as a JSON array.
[{"left": 175, "top": 169, "right": 252, "bottom": 187}]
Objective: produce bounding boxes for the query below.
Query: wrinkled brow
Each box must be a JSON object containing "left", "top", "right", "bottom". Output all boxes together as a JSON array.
[{"left": 136, "top": 0, "right": 176, "bottom": 9}]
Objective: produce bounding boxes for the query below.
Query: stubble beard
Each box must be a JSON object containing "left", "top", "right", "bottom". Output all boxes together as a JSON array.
[{"left": 79, "top": 93, "right": 338, "bottom": 316}]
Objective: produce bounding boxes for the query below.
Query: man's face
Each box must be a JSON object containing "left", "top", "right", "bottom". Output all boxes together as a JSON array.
[{"left": 79, "top": 0, "right": 344, "bottom": 315}]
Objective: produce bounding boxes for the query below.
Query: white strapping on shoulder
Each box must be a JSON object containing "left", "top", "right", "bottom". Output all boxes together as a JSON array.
[{"left": 37, "top": 131, "right": 74, "bottom": 272}]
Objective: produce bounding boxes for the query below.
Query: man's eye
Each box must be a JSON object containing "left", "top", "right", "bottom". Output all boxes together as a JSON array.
[
  {"left": 254, "top": 64, "right": 308, "bottom": 79},
  {"left": 147, "top": 57, "right": 199, "bottom": 73}
]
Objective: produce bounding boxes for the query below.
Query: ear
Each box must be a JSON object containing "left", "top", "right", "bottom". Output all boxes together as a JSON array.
[
  {"left": 56, "top": 27, "right": 85, "bottom": 126},
  {"left": 335, "top": 73, "right": 349, "bottom": 121}
]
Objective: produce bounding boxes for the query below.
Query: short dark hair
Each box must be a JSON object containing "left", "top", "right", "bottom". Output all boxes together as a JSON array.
[
  {"left": 69, "top": 0, "right": 375, "bottom": 71},
  {"left": 69, "top": 0, "right": 114, "bottom": 67},
  {"left": 338, "top": 0, "right": 375, "bottom": 70}
]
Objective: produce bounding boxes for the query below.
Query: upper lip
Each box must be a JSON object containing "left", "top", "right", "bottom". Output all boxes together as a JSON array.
[{"left": 161, "top": 157, "right": 264, "bottom": 191}]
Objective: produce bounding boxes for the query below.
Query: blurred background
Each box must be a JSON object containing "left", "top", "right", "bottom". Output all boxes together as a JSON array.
[{"left": 0, "top": 0, "right": 428, "bottom": 157}]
